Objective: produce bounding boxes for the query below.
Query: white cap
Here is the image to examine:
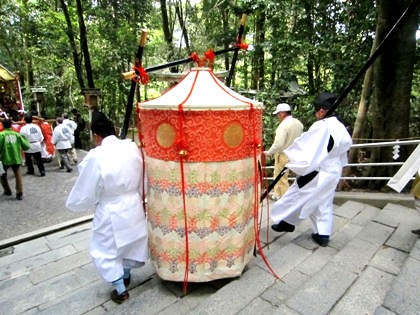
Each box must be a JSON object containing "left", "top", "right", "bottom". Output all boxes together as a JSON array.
[{"left": 272, "top": 103, "right": 291, "bottom": 115}]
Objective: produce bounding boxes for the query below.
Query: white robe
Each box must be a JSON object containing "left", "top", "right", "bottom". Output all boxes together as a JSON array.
[
  {"left": 66, "top": 135, "right": 148, "bottom": 282},
  {"left": 271, "top": 116, "right": 352, "bottom": 235},
  {"left": 387, "top": 143, "right": 420, "bottom": 193}
]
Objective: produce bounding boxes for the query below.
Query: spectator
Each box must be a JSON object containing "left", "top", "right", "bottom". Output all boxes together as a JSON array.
[
  {"left": 62, "top": 112, "right": 78, "bottom": 164},
  {"left": 264, "top": 103, "right": 303, "bottom": 200},
  {"left": 71, "top": 108, "right": 86, "bottom": 149},
  {"left": 0, "top": 118, "right": 31, "bottom": 200},
  {"left": 52, "top": 117, "right": 73, "bottom": 173},
  {"left": 20, "top": 115, "right": 46, "bottom": 177}
]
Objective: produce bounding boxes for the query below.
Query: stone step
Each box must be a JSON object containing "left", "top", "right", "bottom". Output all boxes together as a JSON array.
[
  {"left": 181, "top": 201, "right": 419, "bottom": 315},
  {"left": 0, "top": 200, "right": 419, "bottom": 314}
]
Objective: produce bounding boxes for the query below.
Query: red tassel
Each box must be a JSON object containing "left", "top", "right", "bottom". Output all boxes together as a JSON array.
[
  {"left": 133, "top": 65, "right": 150, "bottom": 85},
  {"left": 236, "top": 41, "right": 249, "bottom": 50}
]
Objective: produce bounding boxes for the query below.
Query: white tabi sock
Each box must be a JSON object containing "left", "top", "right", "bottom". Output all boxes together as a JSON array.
[{"left": 112, "top": 277, "right": 126, "bottom": 294}]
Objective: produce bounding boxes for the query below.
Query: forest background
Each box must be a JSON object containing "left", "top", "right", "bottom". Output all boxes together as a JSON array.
[{"left": 0, "top": 0, "right": 419, "bottom": 190}]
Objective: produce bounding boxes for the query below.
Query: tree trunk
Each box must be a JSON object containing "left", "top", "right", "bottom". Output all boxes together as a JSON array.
[
  {"left": 60, "top": 0, "right": 85, "bottom": 90},
  {"left": 174, "top": 1, "right": 190, "bottom": 52},
  {"left": 22, "top": 0, "right": 34, "bottom": 88},
  {"left": 347, "top": 35, "right": 378, "bottom": 166},
  {"left": 252, "top": 10, "right": 265, "bottom": 90},
  {"left": 368, "top": 0, "right": 417, "bottom": 190},
  {"left": 76, "top": 0, "right": 94, "bottom": 88},
  {"left": 303, "top": 1, "right": 315, "bottom": 95},
  {"left": 160, "top": 0, "right": 176, "bottom": 72},
  {"left": 222, "top": 9, "right": 230, "bottom": 71}
]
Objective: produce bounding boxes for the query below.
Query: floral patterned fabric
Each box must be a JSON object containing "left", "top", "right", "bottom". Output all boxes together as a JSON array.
[{"left": 146, "top": 156, "right": 258, "bottom": 282}]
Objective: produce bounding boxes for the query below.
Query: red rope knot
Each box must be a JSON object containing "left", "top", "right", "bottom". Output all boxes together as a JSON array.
[
  {"left": 236, "top": 41, "right": 249, "bottom": 50},
  {"left": 204, "top": 49, "right": 215, "bottom": 68},
  {"left": 133, "top": 65, "right": 150, "bottom": 85},
  {"left": 190, "top": 50, "right": 216, "bottom": 68},
  {"left": 190, "top": 52, "right": 200, "bottom": 64}
]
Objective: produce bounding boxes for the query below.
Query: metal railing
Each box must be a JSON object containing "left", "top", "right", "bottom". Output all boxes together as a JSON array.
[{"left": 264, "top": 139, "right": 420, "bottom": 182}]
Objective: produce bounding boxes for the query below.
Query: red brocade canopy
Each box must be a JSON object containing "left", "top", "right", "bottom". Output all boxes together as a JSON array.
[{"left": 138, "top": 68, "right": 264, "bottom": 163}]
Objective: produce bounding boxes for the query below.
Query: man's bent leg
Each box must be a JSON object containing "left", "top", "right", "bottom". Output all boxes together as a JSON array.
[
  {"left": 273, "top": 153, "right": 289, "bottom": 199},
  {"left": 11, "top": 164, "right": 23, "bottom": 199}
]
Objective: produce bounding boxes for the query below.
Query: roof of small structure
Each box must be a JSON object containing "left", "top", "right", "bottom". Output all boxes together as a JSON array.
[
  {"left": 153, "top": 70, "right": 229, "bottom": 83},
  {"left": 0, "top": 63, "right": 17, "bottom": 82},
  {"left": 139, "top": 68, "right": 263, "bottom": 111}
]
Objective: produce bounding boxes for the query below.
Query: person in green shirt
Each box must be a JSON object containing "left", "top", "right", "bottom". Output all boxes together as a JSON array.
[{"left": 0, "top": 118, "right": 31, "bottom": 200}]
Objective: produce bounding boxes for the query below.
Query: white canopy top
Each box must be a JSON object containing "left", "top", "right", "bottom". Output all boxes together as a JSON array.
[{"left": 139, "top": 68, "right": 263, "bottom": 111}]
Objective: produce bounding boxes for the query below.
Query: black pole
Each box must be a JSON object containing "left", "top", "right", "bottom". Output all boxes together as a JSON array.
[
  {"left": 143, "top": 47, "right": 238, "bottom": 73},
  {"left": 327, "top": 0, "right": 419, "bottom": 117},
  {"left": 120, "top": 30, "right": 147, "bottom": 140},
  {"left": 260, "top": 167, "right": 287, "bottom": 202},
  {"left": 261, "top": 0, "right": 419, "bottom": 203},
  {"left": 226, "top": 14, "right": 247, "bottom": 87}
]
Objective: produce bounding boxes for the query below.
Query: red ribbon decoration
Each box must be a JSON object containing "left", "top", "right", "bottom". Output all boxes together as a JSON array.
[
  {"left": 190, "top": 52, "right": 200, "bottom": 64},
  {"left": 204, "top": 49, "right": 215, "bottom": 68},
  {"left": 133, "top": 65, "right": 150, "bottom": 85},
  {"left": 236, "top": 41, "right": 249, "bottom": 50},
  {"left": 190, "top": 50, "right": 216, "bottom": 68}
]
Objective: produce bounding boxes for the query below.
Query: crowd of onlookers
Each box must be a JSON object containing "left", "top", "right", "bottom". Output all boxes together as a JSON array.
[{"left": 0, "top": 107, "right": 85, "bottom": 200}]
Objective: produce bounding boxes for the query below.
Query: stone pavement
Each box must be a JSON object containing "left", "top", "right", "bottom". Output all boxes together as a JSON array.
[
  {"left": 0, "top": 149, "right": 90, "bottom": 241},
  {"left": 0, "top": 193, "right": 419, "bottom": 314}
]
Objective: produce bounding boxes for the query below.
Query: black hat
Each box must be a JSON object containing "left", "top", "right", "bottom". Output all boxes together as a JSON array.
[
  {"left": 313, "top": 93, "right": 338, "bottom": 111},
  {"left": 91, "top": 111, "right": 114, "bottom": 135}
]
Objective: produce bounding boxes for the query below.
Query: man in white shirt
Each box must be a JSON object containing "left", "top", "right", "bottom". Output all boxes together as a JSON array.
[
  {"left": 52, "top": 117, "right": 73, "bottom": 173},
  {"left": 62, "top": 112, "right": 78, "bottom": 164},
  {"left": 20, "top": 115, "right": 46, "bottom": 177},
  {"left": 264, "top": 103, "right": 303, "bottom": 200}
]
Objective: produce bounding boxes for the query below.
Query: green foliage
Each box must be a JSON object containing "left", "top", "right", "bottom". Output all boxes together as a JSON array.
[{"left": 0, "top": 0, "right": 417, "bottom": 141}]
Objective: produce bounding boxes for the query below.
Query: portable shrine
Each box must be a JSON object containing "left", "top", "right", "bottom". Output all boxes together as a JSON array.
[{"left": 138, "top": 67, "right": 264, "bottom": 282}]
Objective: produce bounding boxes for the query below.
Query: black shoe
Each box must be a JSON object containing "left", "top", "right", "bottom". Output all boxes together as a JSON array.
[
  {"left": 3, "top": 190, "right": 12, "bottom": 196},
  {"left": 311, "top": 233, "right": 329, "bottom": 247},
  {"left": 110, "top": 290, "right": 129, "bottom": 304},
  {"left": 26, "top": 171, "right": 34, "bottom": 175},
  {"left": 271, "top": 221, "right": 295, "bottom": 232},
  {"left": 16, "top": 192, "right": 23, "bottom": 200},
  {"left": 41, "top": 172, "right": 46, "bottom": 177},
  {"left": 67, "top": 168, "right": 73, "bottom": 173},
  {"left": 412, "top": 229, "right": 420, "bottom": 236},
  {"left": 123, "top": 274, "right": 131, "bottom": 287}
]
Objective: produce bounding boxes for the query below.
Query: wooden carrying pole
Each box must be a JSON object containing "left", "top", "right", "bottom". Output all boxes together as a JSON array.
[
  {"left": 120, "top": 30, "right": 147, "bottom": 140},
  {"left": 226, "top": 14, "right": 247, "bottom": 87}
]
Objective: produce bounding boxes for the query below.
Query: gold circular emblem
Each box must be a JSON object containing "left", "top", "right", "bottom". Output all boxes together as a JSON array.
[
  {"left": 223, "top": 122, "right": 244, "bottom": 148},
  {"left": 156, "top": 123, "right": 176, "bottom": 148}
]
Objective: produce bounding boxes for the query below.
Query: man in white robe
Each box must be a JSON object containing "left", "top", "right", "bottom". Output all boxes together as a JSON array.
[
  {"left": 66, "top": 112, "right": 148, "bottom": 304},
  {"left": 270, "top": 93, "right": 352, "bottom": 247}
]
